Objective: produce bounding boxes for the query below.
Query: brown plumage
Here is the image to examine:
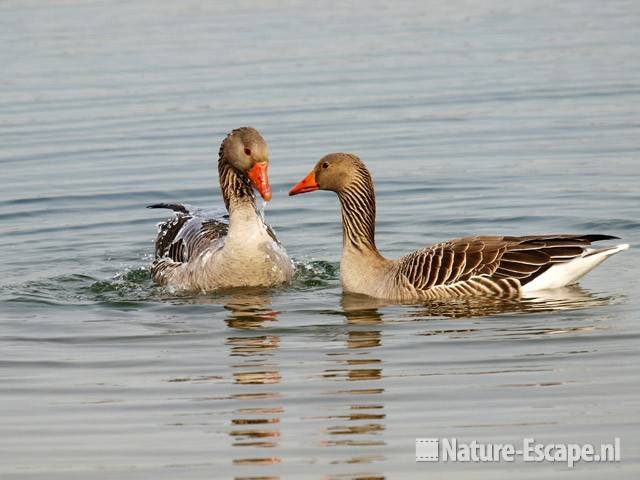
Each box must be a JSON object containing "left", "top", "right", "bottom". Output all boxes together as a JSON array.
[
  {"left": 289, "top": 153, "right": 627, "bottom": 301},
  {"left": 394, "top": 234, "right": 615, "bottom": 300}
]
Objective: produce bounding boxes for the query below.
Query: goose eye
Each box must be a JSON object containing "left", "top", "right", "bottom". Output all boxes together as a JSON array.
[
  {"left": 244, "top": 148, "right": 251, "bottom": 156},
  {"left": 321, "top": 162, "right": 329, "bottom": 169}
]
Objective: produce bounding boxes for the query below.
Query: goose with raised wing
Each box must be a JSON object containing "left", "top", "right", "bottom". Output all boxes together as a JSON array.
[
  {"left": 289, "top": 153, "right": 628, "bottom": 300},
  {"left": 148, "top": 127, "right": 293, "bottom": 292}
]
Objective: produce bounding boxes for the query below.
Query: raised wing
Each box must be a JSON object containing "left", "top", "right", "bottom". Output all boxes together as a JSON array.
[{"left": 148, "top": 203, "right": 229, "bottom": 282}]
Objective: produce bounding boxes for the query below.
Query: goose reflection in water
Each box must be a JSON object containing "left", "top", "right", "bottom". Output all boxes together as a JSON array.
[
  {"left": 313, "top": 285, "right": 611, "bottom": 473},
  {"left": 341, "top": 286, "right": 613, "bottom": 346},
  {"left": 207, "top": 284, "right": 610, "bottom": 478},
  {"left": 221, "top": 290, "right": 283, "bottom": 474},
  {"left": 317, "top": 295, "right": 387, "bottom": 476},
  {"left": 343, "top": 284, "right": 612, "bottom": 319}
]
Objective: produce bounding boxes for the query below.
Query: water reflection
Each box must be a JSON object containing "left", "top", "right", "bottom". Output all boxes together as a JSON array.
[
  {"left": 222, "top": 291, "right": 283, "bottom": 477},
  {"left": 216, "top": 285, "right": 610, "bottom": 478},
  {"left": 319, "top": 296, "right": 387, "bottom": 475},
  {"left": 344, "top": 285, "right": 611, "bottom": 319}
]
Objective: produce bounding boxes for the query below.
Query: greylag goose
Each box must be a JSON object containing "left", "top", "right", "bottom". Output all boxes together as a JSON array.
[
  {"left": 289, "top": 153, "right": 628, "bottom": 300},
  {"left": 148, "top": 127, "right": 293, "bottom": 291}
]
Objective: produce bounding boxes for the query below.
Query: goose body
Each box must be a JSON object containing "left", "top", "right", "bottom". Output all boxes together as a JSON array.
[
  {"left": 290, "top": 153, "right": 628, "bottom": 301},
  {"left": 149, "top": 128, "right": 293, "bottom": 292}
]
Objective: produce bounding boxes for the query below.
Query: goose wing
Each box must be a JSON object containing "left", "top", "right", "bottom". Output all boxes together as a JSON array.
[
  {"left": 148, "top": 203, "right": 229, "bottom": 281},
  {"left": 396, "top": 234, "right": 618, "bottom": 296}
]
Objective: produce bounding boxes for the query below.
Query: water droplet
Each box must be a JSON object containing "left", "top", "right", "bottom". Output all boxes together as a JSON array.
[{"left": 258, "top": 199, "right": 268, "bottom": 222}]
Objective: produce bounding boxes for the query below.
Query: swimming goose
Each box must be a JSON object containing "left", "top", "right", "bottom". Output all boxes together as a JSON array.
[
  {"left": 289, "top": 153, "right": 628, "bottom": 300},
  {"left": 148, "top": 127, "right": 293, "bottom": 292}
]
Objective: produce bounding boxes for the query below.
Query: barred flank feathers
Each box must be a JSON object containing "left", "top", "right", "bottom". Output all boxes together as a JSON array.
[{"left": 332, "top": 155, "right": 620, "bottom": 299}]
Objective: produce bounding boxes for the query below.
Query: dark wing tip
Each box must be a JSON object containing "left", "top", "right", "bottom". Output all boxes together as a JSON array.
[
  {"left": 147, "top": 203, "right": 189, "bottom": 214},
  {"left": 581, "top": 234, "right": 620, "bottom": 242}
]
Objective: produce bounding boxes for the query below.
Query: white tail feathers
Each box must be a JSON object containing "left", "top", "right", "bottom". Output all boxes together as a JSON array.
[{"left": 522, "top": 244, "right": 629, "bottom": 292}]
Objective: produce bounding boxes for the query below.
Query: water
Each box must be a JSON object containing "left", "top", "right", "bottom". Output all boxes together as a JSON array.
[{"left": 1, "top": 0, "right": 639, "bottom": 478}]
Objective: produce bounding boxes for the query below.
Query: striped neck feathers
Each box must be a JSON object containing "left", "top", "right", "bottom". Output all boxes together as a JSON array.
[
  {"left": 218, "top": 140, "right": 256, "bottom": 213},
  {"left": 337, "top": 163, "right": 379, "bottom": 255}
]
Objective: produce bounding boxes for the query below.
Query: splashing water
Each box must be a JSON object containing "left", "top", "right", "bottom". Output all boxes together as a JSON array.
[
  {"left": 292, "top": 259, "right": 339, "bottom": 288},
  {"left": 258, "top": 199, "right": 268, "bottom": 222},
  {"left": 89, "top": 266, "right": 155, "bottom": 301},
  {"left": 0, "top": 257, "right": 340, "bottom": 307}
]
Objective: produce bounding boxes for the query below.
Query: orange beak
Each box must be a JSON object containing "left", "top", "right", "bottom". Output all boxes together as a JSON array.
[
  {"left": 289, "top": 171, "right": 318, "bottom": 196},
  {"left": 247, "top": 162, "right": 272, "bottom": 201}
]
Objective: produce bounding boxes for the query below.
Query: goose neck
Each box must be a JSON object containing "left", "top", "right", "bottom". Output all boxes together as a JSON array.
[
  {"left": 337, "top": 183, "right": 380, "bottom": 257},
  {"left": 218, "top": 155, "right": 256, "bottom": 213}
]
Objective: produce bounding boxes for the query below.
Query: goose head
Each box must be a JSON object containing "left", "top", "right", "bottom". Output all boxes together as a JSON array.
[
  {"left": 289, "top": 153, "right": 364, "bottom": 196},
  {"left": 222, "top": 127, "right": 272, "bottom": 201}
]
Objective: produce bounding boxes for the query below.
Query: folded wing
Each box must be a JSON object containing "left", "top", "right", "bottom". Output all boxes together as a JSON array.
[{"left": 397, "top": 234, "right": 619, "bottom": 297}]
